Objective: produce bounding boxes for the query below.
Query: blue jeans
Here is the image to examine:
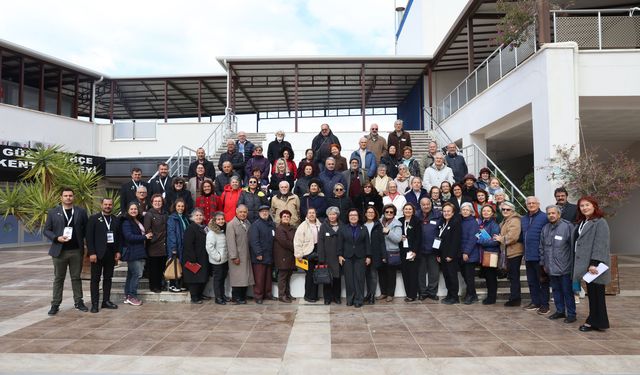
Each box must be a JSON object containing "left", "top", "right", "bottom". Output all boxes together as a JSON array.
[
  {"left": 550, "top": 274, "right": 576, "bottom": 317},
  {"left": 525, "top": 261, "right": 550, "bottom": 307},
  {"left": 125, "top": 259, "right": 146, "bottom": 298}
]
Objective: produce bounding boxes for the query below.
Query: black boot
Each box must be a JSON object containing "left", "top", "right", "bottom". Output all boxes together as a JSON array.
[{"left": 90, "top": 303, "right": 99, "bottom": 313}]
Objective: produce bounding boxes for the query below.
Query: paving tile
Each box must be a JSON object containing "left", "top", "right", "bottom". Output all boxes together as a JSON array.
[
  {"left": 246, "top": 330, "right": 291, "bottom": 344},
  {"left": 375, "top": 343, "right": 425, "bottom": 358},
  {"left": 371, "top": 331, "right": 417, "bottom": 345},
  {"left": 330, "top": 331, "right": 373, "bottom": 344},
  {"left": 123, "top": 329, "right": 171, "bottom": 341},
  {"left": 420, "top": 343, "right": 475, "bottom": 358},
  {"left": 0, "top": 338, "right": 31, "bottom": 352},
  {"left": 145, "top": 341, "right": 196, "bottom": 356},
  {"left": 237, "top": 343, "right": 286, "bottom": 358},
  {"left": 491, "top": 329, "right": 541, "bottom": 342},
  {"left": 601, "top": 339, "right": 640, "bottom": 355},
  {"left": 204, "top": 330, "right": 250, "bottom": 344},
  {"left": 162, "top": 329, "right": 208, "bottom": 343},
  {"left": 191, "top": 342, "right": 243, "bottom": 357},
  {"left": 81, "top": 328, "right": 131, "bottom": 341},
  {"left": 549, "top": 340, "right": 615, "bottom": 355},
  {"left": 467, "top": 342, "right": 520, "bottom": 357},
  {"left": 56, "top": 339, "right": 117, "bottom": 354},
  {"left": 8, "top": 339, "right": 74, "bottom": 353},
  {"left": 508, "top": 340, "right": 568, "bottom": 356},
  {"left": 332, "top": 343, "right": 378, "bottom": 359},
  {"left": 99, "top": 339, "right": 153, "bottom": 355}
]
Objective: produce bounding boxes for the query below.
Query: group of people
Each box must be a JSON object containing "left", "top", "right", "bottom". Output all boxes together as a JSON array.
[{"left": 43, "top": 120, "right": 611, "bottom": 333}]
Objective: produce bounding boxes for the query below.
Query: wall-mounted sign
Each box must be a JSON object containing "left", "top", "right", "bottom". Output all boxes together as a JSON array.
[{"left": 0, "top": 145, "right": 106, "bottom": 182}]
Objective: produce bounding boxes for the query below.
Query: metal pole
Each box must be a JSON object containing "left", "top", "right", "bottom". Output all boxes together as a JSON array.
[
  {"left": 18, "top": 57, "right": 24, "bottom": 108},
  {"left": 163, "top": 80, "right": 168, "bottom": 123},
  {"left": 361, "top": 63, "right": 366, "bottom": 131},
  {"left": 553, "top": 12, "right": 557, "bottom": 42},
  {"left": 109, "top": 80, "right": 114, "bottom": 123},
  {"left": 73, "top": 74, "right": 79, "bottom": 118},
  {"left": 294, "top": 64, "right": 299, "bottom": 132},
  {"left": 515, "top": 46, "right": 519, "bottom": 67},
  {"left": 38, "top": 63, "right": 45, "bottom": 111},
  {"left": 597, "top": 11, "right": 602, "bottom": 49},
  {"left": 57, "top": 69, "right": 63, "bottom": 115},
  {"left": 197, "top": 80, "right": 202, "bottom": 122},
  {"left": 499, "top": 48, "right": 503, "bottom": 78}
]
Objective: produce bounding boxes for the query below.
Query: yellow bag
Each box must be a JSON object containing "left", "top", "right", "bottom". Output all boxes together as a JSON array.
[{"left": 164, "top": 256, "right": 183, "bottom": 280}]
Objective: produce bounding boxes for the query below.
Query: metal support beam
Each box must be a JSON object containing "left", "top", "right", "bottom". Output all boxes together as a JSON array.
[
  {"left": 294, "top": 64, "right": 299, "bottom": 132},
  {"left": 229, "top": 68, "right": 257, "bottom": 113},
  {"left": 364, "top": 76, "right": 376, "bottom": 107},
  {"left": 73, "top": 74, "right": 79, "bottom": 118},
  {"left": 281, "top": 76, "right": 291, "bottom": 112},
  {"left": 201, "top": 81, "right": 226, "bottom": 106},
  {"left": 536, "top": 0, "right": 551, "bottom": 45},
  {"left": 38, "top": 63, "right": 45, "bottom": 111},
  {"left": 197, "top": 80, "right": 202, "bottom": 122},
  {"left": 360, "top": 64, "right": 366, "bottom": 131},
  {"left": 57, "top": 69, "right": 63, "bottom": 116},
  {"left": 427, "top": 65, "right": 433, "bottom": 129},
  {"left": 467, "top": 17, "right": 475, "bottom": 73},
  {"left": 109, "top": 80, "right": 114, "bottom": 123},
  {"left": 18, "top": 57, "right": 24, "bottom": 107},
  {"left": 163, "top": 79, "right": 168, "bottom": 123}
]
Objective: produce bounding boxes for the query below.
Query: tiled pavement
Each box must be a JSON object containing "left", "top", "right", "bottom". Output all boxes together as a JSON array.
[{"left": 1, "top": 246, "right": 640, "bottom": 374}]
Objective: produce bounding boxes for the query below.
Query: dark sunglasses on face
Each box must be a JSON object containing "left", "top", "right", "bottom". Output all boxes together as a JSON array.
[
  {"left": 501, "top": 208, "right": 513, "bottom": 212},
  {"left": 385, "top": 210, "right": 394, "bottom": 214}
]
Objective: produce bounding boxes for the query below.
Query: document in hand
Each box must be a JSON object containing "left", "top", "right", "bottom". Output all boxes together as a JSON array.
[
  {"left": 582, "top": 262, "right": 609, "bottom": 283},
  {"left": 296, "top": 258, "right": 309, "bottom": 271},
  {"left": 476, "top": 228, "right": 491, "bottom": 241}
]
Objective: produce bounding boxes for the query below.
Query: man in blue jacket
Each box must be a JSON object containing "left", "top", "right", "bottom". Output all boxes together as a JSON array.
[
  {"left": 521, "top": 196, "right": 550, "bottom": 313},
  {"left": 248, "top": 205, "right": 276, "bottom": 304},
  {"left": 417, "top": 198, "right": 441, "bottom": 300},
  {"left": 350, "top": 137, "right": 377, "bottom": 178},
  {"left": 319, "top": 157, "right": 346, "bottom": 194}
]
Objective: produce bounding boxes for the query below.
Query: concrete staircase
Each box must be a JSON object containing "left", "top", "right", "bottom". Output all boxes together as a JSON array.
[
  {"left": 209, "top": 133, "right": 267, "bottom": 167},
  {"left": 407, "top": 130, "right": 435, "bottom": 172}
]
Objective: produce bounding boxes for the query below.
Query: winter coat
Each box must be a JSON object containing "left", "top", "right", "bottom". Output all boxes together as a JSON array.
[
  {"left": 143, "top": 208, "right": 167, "bottom": 257},
  {"left": 571, "top": 218, "right": 611, "bottom": 284},
  {"left": 220, "top": 185, "right": 243, "bottom": 222},
  {"left": 297, "top": 159, "right": 319, "bottom": 178},
  {"left": 188, "top": 176, "right": 213, "bottom": 203},
  {"left": 350, "top": 149, "right": 378, "bottom": 178},
  {"left": 342, "top": 168, "right": 369, "bottom": 197},
  {"left": 500, "top": 214, "right": 524, "bottom": 258},
  {"left": 226, "top": 217, "right": 254, "bottom": 287},
  {"left": 380, "top": 217, "right": 403, "bottom": 255},
  {"left": 312, "top": 130, "right": 341, "bottom": 164},
  {"left": 205, "top": 222, "right": 228, "bottom": 265},
  {"left": 460, "top": 215, "right": 480, "bottom": 263},
  {"left": 448, "top": 195, "right": 473, "bottom": 213},
  {"left": 249, "top": 217, "right": 275, "bottom": 265},
  {"left": 195, "top": 193, "right": 219, "bottom": 225},
  {"left": 44, "top": 205, "right": 88, "bottom": 257},
  {"left": 235, "top": 140, "right": 255, "bottom": 162},
  {"left": 372, "top": 175, "right": 392, "bottom": 196},
  {"left": 560, "top": 202, "right": 578, "bottom": 222},
  {"left": 337, "top": 224, "right": 371, "bottom": 259},
  {"left": 270, "top": 193, "right": 300, "bottom": 226},
  {"left": 166, "top": 213, "right": 189, "bottom": 260},
  {"left": 477, "top": 219, "right": 501, "bottom": 254},
  {"left": 382, "top": 193, "right": 407, "bottom": 219},
  {"left": 187, "top": 159, "right": 215, "bottom": 179},
  {"left": 521, "top": 210, "right": 549, "bottom": 261},
  {"left": 424, "top": 164, "right": 454, "bottom": 190},
  {"left": 245, "top": 155, "right": 270, "bottom": 182},
  {"left": 399, "top": 216, "right": 422, "bottom": 261},
  {"left": 365, "top": 134, "right": 387, "bottom": 163},
  {"left": 354, "top": 191, "right": 383, "bottom": 216},
  {"left": 380, "top": 154, "right": 399, "bottom": 179},
  {"left": 327, "top": 195, "right": 354, "bottom": 224},
  {"left": 274, "top": 223, "right": 296, "bottom": 270},
  {"left": 300, "top": 193, "right": 328, "bottom": 219},
  {"left": 319, "top": 170, "right": 346, "bottom": 194},
  {"left": 267, "top": 138, "right": 292, "bottom": 165},
  {"left": 445, "top": 152, "right": 468, "bottom": 183},
  {"left": 165, "top": 189, "right": 194, "bottom": 215},
  {"left": 218, "top": 151, "right": 245, "bottom": 176},
  {"left": 293, "top": 175, "right": 313, "bottom": 198},
  {"left": 400, "top": 158, "right": 421, "bottom": 179},
  {"left": 214, "top": 172, "right": 239, "bottom": 195},
  {"left": 436, "top": 215, "right": 462, "bottom": 260},
  {"left": 366, "top": 221, "right": 387, "bottom": 268},
  {"left": 404, "top": 188, "right": 429, "bottom": 209},
  {"left": 333, "top": 155, "right": 348, "bottom": 172},
  {"left": 294, "top": 219, "right": 321, "bottom": 258},
  {"left": 318, "top": 221, "right": 341, "bottom": 277},
  {"left": 387, "top": 130, "right": 412, "bottom": 155},
  {"left": 417, "top": 209, "right": 442, "bottom": 254},
  {"left": 238, "top": 188, "right": 268, "bottom": 223},
  {"left": 270, "top": 159, "right": 298, "bottom": 179},
  {"left": 539, "top": 219, "right": 574, "bottom": 276},
  {"left": 120, "top": 218, "right": 147, "bottom": 261},
  {"left": 269, "top": 172, "right": 295, "bottom": 195},
  {"left": 182, "top": 223, "right": 210, "bottom": 284}
]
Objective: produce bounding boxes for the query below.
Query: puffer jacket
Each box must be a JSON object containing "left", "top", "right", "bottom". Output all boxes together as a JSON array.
[
  {"left": 166, "top": 213, "right": 189, "bottom": 260},
  {"left": 461, "top": 215, "right": 480, "bottom": 263},
  {"left": 206, "top": 222, "right": 228, "bottom": 265},
  {"left": 270, "top": 193, "right": 300, "bottom": 226},
  {"left": 143, "top": 207, "right": 167, "bottom": 257},
  {"left": 300, "top": 192, "right": 328, "bottom": 219},
  {"left": 477, "top": 219, "right": 500, "bottom": 253},
  {"left": 121, "top": 218, "right": 147, "bottom": 262},
  {"left": 417, "top": 209, "right": 442, "bottom": 254},
  {"left": 521, "top": 209, "right": 548, "bottom": 261},
  {"left": 539, "top": 219, "right": 574, "bottom": 276},
  {"left": 238, "top": 188, "right": 268, "bottom": 223},
  {"left": 220, "top": 185, "right": 242, "bottom": 222},
  {"left": 380, "top": 217, "right": 402, "bottom": 255}
]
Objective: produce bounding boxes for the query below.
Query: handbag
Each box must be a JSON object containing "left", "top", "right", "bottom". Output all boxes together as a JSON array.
[
  {"left": 313, "top": 264, "right": 333, "bottom": 285},
  {"left": 184, "top": 261, "right": 202, "bottom": 274},
  {"left": 482, "top": 251, "right": 498, "bottom": 268},
  {"left": 164, "top": 255, "right": 183, "bottom": 280},
  {"left": 387, "top": 251, "right": 401, "bottom": 266}
]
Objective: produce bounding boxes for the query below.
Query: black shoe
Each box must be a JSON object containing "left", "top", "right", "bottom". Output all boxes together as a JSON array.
[
  {"left": 90, "top": 304, "right": 99, "bottom": 313},
  {"left": 334, "top": 297, "right": 342, "bottom": 305},
  {"left": 482, "top": 298, "right": 496, "bottom": 305},
  {"left": 234, "top": 299, "right": 247, "bottom": 305},
  {"left": 191, "top": 299, "right": 203, "bottom": 304},
  {"left": 441, "top": 297, "right": 454, "bottom": 305},
  {"left": 151, "top": 288, "right": 161, "bottom": 294},
  {"left": 404, "top": 297, "right": 416, "bottom": 303},
  {"left": 504, "top": 299, "right": 521, "bottom": 307},
  {"left": 548, "top": 312, "right": 566, "bottom": 320},
  {"left": 463, "top": 296, "right": 478, "bottom": 305},
  {"left": 564, "top": 316, "right": 577, "bottom": 324},
  {"left": 346, "top": 301, "right": 353, "bottom": 307},
  {"left": 287, "top": 295, "right": 297, "bottom": 301},
  {"left": 215, "top": 298, "right": 226, "bottom": 305},
  {"left": 324, "top": 300, "right": 331, "bottom": 305},
  {"left": 255, "top": 299, "right": 263, "bottom": 304},
  {"left": 224, "top": 296, "right": 231, "bottom": 302},
  {"left": 101, "top": 301, "right": 118, "bottom": 309},
  {"left": 418, "top": 295, "right": 427, "bottom": 301},
  {"left": 74, "top": 301, "right": 89, "bottom": 312},
  {"left": 354, "top": 303, "right": 362, "bottom": 308},
  {"left": 47, "top": 305, "right": 59, "bottom": 316},
  {"left": 579, "top": 324, "right": 600, "bottom": 332},
  {"left": 427, "top": 295, "right": 439, "bottom": 301},
  {"left": 304, "top": 297, "right": 318, "bottom": 303}
]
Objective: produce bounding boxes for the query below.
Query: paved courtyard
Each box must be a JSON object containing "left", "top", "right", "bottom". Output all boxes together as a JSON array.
[{"left": 0, "top": 246, "right": 639, "bottom": 374}]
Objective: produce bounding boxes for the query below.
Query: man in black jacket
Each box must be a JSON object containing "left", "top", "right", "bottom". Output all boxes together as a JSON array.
[
  {"left": 554, "top": 187, "right": 577, "bottom": 222},
  {"left": 444, "top": 143, "right": 468, "bottom": 183},
  {"left": 43, "top": 188, "right": 89, "bottom": 315},
  {"left": 188, "top": 148, "right": 215, "bottom": 179},
  {"left": 149, "top": 162, "right": 172, "bottom": 200},
  {"left": 267, "top": 130, "right": 292, "bottom": 166},
  {"left": 120, "top": 168, "right": 149, "bottom": 215},
  {"left": 311, "top": 124, "right": 341, "bottom": 172},
  {"left": 86, "top": 198, "right": 121, "bottom": 313},
  {"left": 218, "top": 140, "right": 245, "bottom": 180}
]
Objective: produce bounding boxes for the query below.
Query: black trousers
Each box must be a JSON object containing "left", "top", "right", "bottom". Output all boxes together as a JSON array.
[
  {"left": 211, "top": 262, "right": 229, "bottom": 299},
  {"left": 90, "top": 252, "right": 116, "bottom": 305},
  {"left": 507, "top": 255, "right": 523, "bottom": 301},
  {"left": 365, "top": 265, "right": 378, "bottom": 297},
  {"left": 586, "top": 282, "right": 610, "bottom": 329},
  {"left": 379, "top": 264, "right": 398, "bottom": 296},
  {"left": 188, "top": 282, "right": 205, "bottom": 302},
  {"left": 232, "top": 286, "right": 248, "bottom": 301},
  {"left": 304, "top": 256, "right": 318, "bottom": 300},
  {"left": 343, "top": 257, "right": 366, "bottom": 305},
  {"left": 401, "top": 259, "right": 419, "bottom": 299},
  {"left": 483, "top": 267, "right": 498, "bottom": 303},
  {"left": 440, "top": 259, "right": 459, "bottom": 300},
  {"left": 147, "top": 255, "right": 166, "bottom": 291},
  {"left": 462, "top": 262, "right": 477, "bottom": 298},
  {"left": 323, "top": 277, "right": 342, "bottom": 302}
]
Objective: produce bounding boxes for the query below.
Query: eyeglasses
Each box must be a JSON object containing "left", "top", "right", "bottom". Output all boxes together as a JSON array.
[
  {"left": 384, "top": 210, "right": 395, "bottom": 214},
  {"left": 335, "top": 188, "right": 344, "bottom": 191},
  {"left": 501, "top": 208, "right": 513, "bottom": 212},
  {"left": 371, "top": 128, "right": 378, "bottom": 131},
  {"left": 249, "top": 181, "right": 258, "bottom": 184},
  {"left": 175, "top": 182, "right": 184, "bottom": 185}
]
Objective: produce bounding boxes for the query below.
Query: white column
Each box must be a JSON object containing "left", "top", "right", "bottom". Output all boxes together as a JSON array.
[
  {"left": 531, "top": 43, "right": 580, "bottom": 207},
  {"left": 462, "top": 133, "right": 486, "bottom": 176}
]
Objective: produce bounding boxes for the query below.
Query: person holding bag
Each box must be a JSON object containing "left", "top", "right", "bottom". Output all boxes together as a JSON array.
[
  {"left": 144, "top": 194, "right": 168, "bottom": 294},
  {"left": 378, "top": 204, "right": 403, "bottom": 302},
  {"left": 183, "top": 208, "right": 210, "bottom": 304},
  {"left": 476, "top": 205, "right": 501, "bottom": 305},
  {"left": 318, "top": 206, "right": 343, "bottom": 305},
  {"left": 493, "top": 201, "right": 523, "bottom": 307},
  {"left": 166, "top": 198, "right": 189, "bottom": 292},
  {"left": 399, "top": 203, "right": 422, "bottom": 302},
  {"left": 206, "top": 212, "right": 229, "bottom": 305},
  {"left": 294, "top": 207, "right": 322, "bottom": 302}
]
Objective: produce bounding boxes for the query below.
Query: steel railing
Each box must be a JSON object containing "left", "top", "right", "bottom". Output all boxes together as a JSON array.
[
  {"left": 424, "top": 107, "right": 528, "bottom": 212},
  {"left": 148, "top": 112, "right": 237, "bottom": 180},
  {"left": 434, "top": 24, "right": 537, "bottom": 124},
  {"left": 553, "top": 8, "right": 640, "bottom": 50}
]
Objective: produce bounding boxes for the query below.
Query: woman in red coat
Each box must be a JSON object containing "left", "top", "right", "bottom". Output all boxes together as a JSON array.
[
  {"left": 195, "top": 180, "right": 218, "bottom": 225},
  {"left": 219, "top": 176, "right": 243, "bottom": 222}
]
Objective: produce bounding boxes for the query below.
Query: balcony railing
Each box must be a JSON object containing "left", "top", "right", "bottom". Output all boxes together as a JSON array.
[
  {"left": 553, "top": 8, "right": 640, "bottom": 50},
  {"left": 435, "top": 25, "right": 537, "bottom": 124}
]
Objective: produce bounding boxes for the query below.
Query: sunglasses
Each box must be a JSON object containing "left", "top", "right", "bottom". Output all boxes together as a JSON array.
[
  {"left": 335, "top": 188, "right": 344, "bottom": 191},
  {"left": 501, "top": 208, "right": 513, "bottom": 212},
  {"left": 249, "top": 181, "right": 258, "bottom": 184},
  {"left": 384, "top": 210, "right": 395, "bottom": 214},
  {"left": 175, "top": 182, "right": 184, "bottom": 185}
]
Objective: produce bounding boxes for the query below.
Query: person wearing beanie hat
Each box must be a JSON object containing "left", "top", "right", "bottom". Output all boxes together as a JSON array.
[
  {"left": 461, "top": 173, "right": 478, "bottom": 201},
  {"left": 300, "top": 178, "right": 328, "bottom": 219},
  {"left": 329, "top": 143, "right": 348, "bottom": 172},
  {"left": 477, "top": 167, "right": 492, "bottom": 190}
]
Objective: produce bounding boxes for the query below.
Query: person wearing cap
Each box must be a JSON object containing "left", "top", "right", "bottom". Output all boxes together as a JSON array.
[
  {"left": 493, "top": 201, "right": 524, "bottom": 306},
  {"left": 300, "top": 178, "right": 328, "bottom": 220},
  {"left": 342, "top": 158, "right": 369, "bottom": 200},
  {"left": 444, "top": 143, "right": 468, "bottom": 183},
  {"left": 165, "top": 177, "right": 194, "bottom": 214},
  {"left": 461, "top": 174, "right": 478, "bottom": 201},
  {"left": 476, "top": 168, "right": 492, "bottom": 191},
  {"left": 248, "top": 205, "right": 276, "bottom": 304}
]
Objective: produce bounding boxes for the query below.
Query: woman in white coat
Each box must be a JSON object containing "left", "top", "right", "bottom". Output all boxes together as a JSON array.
[{"left": 206, "top": 212, "right": 228, "bottom": 305}]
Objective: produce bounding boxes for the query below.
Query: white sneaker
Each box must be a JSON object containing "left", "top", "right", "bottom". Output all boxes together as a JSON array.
[{"left": 574, "top": 294, "right": 580, "bottom": 304}]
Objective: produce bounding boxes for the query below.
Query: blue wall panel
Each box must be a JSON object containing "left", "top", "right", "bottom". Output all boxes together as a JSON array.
[{"left": 397, "top": 76, "right": 424, "bottom": 130}]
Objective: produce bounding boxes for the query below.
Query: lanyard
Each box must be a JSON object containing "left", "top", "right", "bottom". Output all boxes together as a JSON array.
[
  {"left": 62, "top": 207, "right": 74, "bottom": 226},
  {"left": 439, "top": 221, "right": 449, "bottom": 237},
  {"left": 578, "top": 220, "right": 587, "bottom": 236},
  {"left": 404, "top": 220, "right": 410, "bottom": 234},
  {"left": 158, "top": 177, "right": 168, "bottom": 191},
  {"left": 132, "top": 179, "right": 141, "bottom": 190},
  {"left": 102, "top": 214, "right": 112, "bottom": 231}
]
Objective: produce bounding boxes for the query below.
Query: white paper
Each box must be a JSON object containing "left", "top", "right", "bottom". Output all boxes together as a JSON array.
[
  {"left": 406, "top": 252, "right": 413, "bottom": 260},
  {"left": 402, "top": 238, "right": 409, "bottom": 248},
  {"left": 582, "top": 263, "right": 609, "bottom": 283}
]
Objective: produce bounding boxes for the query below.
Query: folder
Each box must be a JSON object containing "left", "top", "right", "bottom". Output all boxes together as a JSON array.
[
  {"left": 582, "top": 262, "right": 609, "bottom": 283},
  {"left": 296, "top": 258, "right": 309, "bottom": 271}
]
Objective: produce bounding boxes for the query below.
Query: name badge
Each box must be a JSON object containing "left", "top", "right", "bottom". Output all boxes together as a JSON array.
[
  {"left": 429, "top": 220, "right": 437, "bottom": 225},
  {"left": 272, "top": 230, "right": 275, "bottom": 236},
  {"left": 432, "top": 237, "right": 442, "bottom": 249},
  {"left": 402, "top": 238, "right": 409, "bottom": 248},
  {"left": 63, "top": 227, "right": 73, "bottom": 238},
  {"left": 401, "top": 138, "right": 406, "bottom": 141},
  {"left": 107, "top": 232, "right": 115, "bottom": 243},
  {"left": 554, "top": 235, "right": 563, "bottom": 241},
  {"left": 368, "top": 202, "right": 374, "bottom": 205},
  {"left": 162, "top": 192, "right": 166, "bottom": 199},
  {"left": 325, "top": 232, "right": 330, "bottom": 237}
]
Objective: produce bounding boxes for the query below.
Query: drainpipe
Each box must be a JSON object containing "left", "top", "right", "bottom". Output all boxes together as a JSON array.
[{"left": 91, "top": 76, "right": 104, "bottom": 155}]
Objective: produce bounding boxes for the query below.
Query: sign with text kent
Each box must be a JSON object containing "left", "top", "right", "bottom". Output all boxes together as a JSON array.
[{"left": 0, "top": 145, "right": 106, "bottom": 182}]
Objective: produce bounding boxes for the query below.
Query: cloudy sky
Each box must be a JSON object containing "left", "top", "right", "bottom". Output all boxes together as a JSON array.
[{"left": 1, "top": 0, "right": 398, "bottom": 76}]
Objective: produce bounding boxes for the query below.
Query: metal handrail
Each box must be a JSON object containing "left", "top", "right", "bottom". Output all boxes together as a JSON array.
[
  {"left": 148, "top": 113, "right": 237, "bottom": 181},
  {"left": 423, "top": 107, "right": 527, "bottom": 212}
]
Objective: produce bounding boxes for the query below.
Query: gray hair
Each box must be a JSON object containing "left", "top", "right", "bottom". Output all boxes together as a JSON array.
[
  {"left": 526, "top": 196, "right": 540, "bottom": 204},
  {"left": 325, "top": 157, "right": 335, "bottom": 164},
  {"left": 136, "top": 186, "right": 147, "bottom": 193},
  {"left": 236, "top": 204, "right": 248, "bottom": 213},
  {"left": 394, "top": 119, "right": 403, "bottom": 126},
  {"left": 230, "top": 175, "right": 241, "bottom": 183},
  {"left": 326, "top": 206, "right": 340, "bottom": 216},
  {"left": 460, "top": 202, "right": 473, "bottom": 212},
  {"left": 279, "top": 181, "right": 290, "bottom": 189},
  {"left": 333, "top": 183, "right": 345, "bottom": 191},
  {"left": 190, "top": 208, "right": 204, "bottom": 221},
  {"left": 500, "top": 201, "right": 516, "bottom": 210},
  {"left": 545, "top": 205, "right": 561, "bottom": 214},
  {"left": 411, "top": 176, "right": 422, "bottom": 184}
]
